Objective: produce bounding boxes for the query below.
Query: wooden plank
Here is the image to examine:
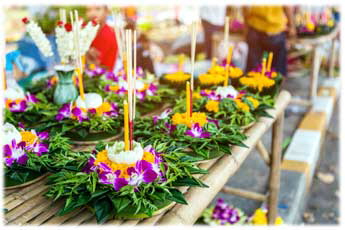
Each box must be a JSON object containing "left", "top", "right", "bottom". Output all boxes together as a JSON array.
[
  {"left": 5, "top": 186, "right": 49, "bottom": 211},
  {"left": 5, "top": 178, "right": 48, "bottom": 204},
  {"left": 42, "top": 208, "right": 85, "bottom": 225},
  {"left": 5, "top": 194, "right": 49, "bottom": 224},
  {"left": 10, "top": 199, "right": 53, "bottom": 225},
  {"left": 62, "top": 209, "right": 94, "bottom": 225},
  {"left": 256, "top": 140, "right": 270, "bottom": 165},
  {"left": 221, "top": 186, "right": 267, "bottom": 201},
  {"left": 28, "top": 200, "right": 65, "bottom": 225},
  {"left": 157, "top": 91, "right": 291, "bottom": 225}
]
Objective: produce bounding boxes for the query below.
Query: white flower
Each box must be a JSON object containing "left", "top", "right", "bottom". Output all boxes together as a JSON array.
[
  {"left": 76, "top": 93, "right": 103, "bottom": 109},
  {"left": 55, "top": 26, "right": 74, "bottom": 63},
  {"left": 216, "top": 86, "right": 238, "bottom": 99},
  {"left": 107, "top": 141, "right": 144, "bottom": 164},
  {"left": 118, "top": 79, "right": 145, "bottom": 91},
  {"left": 4, "top": 86, "right": 25, "bottom": 100},
  {"left": 3, "top": 123, "right": 22, "bottom": 146},
  {"left": 79, "top": 21, "right": 99, "bottom": 55},
  {"left": 25, "top": 20, "right": 53, "bottom": 57}
]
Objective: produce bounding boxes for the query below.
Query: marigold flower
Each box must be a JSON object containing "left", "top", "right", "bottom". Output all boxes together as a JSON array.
[
  {"left": 247, "top": 97, "right": 260, "bottom": 109},
  {"left": 20, "top": 131, "right": 38, "bottom": 145},
  {"left": 172, "top": 112, "right": 208, "bottom": 128},
  {"left": 205, "top": 100, "right": 219, "bottom": 113},
  {"left": 235, "top": 99, "right": 250, "bottom": 112},
  {"left": 164, "top": 72, "right": 190, "bottom": 83}
]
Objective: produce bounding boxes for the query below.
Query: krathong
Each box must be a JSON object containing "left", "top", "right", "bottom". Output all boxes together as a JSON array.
[{"left": 202, "top": 198, "right": 248, "bottom": 225}]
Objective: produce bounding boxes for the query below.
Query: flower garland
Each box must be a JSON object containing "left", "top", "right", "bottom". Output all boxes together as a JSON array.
[
  {"left": 202, "top": 198, "right": 248, "bottom": 225},
  {"left": 22, "top": 17, "right": 53, "bottom": 57}
]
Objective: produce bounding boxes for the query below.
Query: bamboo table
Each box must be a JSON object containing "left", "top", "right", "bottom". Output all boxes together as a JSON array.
[{"left": 4, "top": 90, "right": 291, "bottom": 226}]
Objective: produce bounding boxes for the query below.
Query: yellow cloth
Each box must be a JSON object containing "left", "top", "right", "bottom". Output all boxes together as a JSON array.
[{"left": 246, "top": 6, "right": 287, "bottom": 35}]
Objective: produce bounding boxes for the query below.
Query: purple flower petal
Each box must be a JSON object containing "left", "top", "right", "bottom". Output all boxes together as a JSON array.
[
  {"left": 3, "top": 145, "right": 12, "bottom": 157},
  {"left": 5, "top": 158, "right": 15, "bottom": 167},
  {"left": 113, "top": 177, "right": 128, "bottom": 191},
  {"left": 38, "top": 132, "right": 49, "bottom": 140},
  {"left": 142, "top": 169, "right": 158, "bottom": 183},
  {"left": 17, "top": 154, "right": 28, "bottom": 165}
]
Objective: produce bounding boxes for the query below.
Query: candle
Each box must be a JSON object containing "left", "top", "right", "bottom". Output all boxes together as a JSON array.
[
  {"left": 186, "top": 81, "right": 191, "bottom": 117},
  {"left": 211, "top": 57, "right": 217, "bottom": 68},
  {"left": 267, "top": 52, "right": 273, "bottom": 72},
  {"left": 178, "top": 54, "right": 184, "bottom": 72},
  {"left": 81, "top": 55, "right": 86, "bottom": 69},
  {"left": 76, "top": 68, "right": 85, "bottom": 100},
  {"left": 261, "top": 58, "right": 267, "bottom": 77},
  {"left": 224, "top": 46, "right": 233, "bottom": 86},
  {"left": 124, "top": 100, "right": 130, "bottom": 151},
  {"left": 3, "top": 70, "right": 6, "bottom": 90}
]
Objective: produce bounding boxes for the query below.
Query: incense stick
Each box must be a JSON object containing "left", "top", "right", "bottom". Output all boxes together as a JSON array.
[
  {"left": 133, "top": 30, "right": 137, "bottom": 120},
  {"left": 224, "top": 16, "right": 230, "bottom": 51},
  {"left": 190, "top": 21, "right": 197, "bottom": 91}
]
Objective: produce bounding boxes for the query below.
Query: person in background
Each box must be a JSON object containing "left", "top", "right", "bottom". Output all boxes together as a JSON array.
[
  {"left": 200, "top": 6, "right": 226, "bottom": 60},
  {"left": 242, "top": 6, "right": 296, "bottom": 76},
  {"left": 86, "top": 5, "right": 118, "bottom": 71}
]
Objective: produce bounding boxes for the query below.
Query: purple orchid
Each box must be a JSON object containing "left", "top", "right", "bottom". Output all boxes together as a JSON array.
[
  {"left": 85, "top": 66, "right": 106, "bottom": 77},
  {"left": 104, "top": 103, "right": 119, "bottom": 117},
  {"left": 185, "top": 123, "right": 211, "bottom": 138},
  {"left": 105, "top": 71, "right": 119, "bottom": 82},
  {"left": 211, "top": 198, "right": 241, "bottom": 225},
  {"left": 82, "top": 157, "right": 97, "bottom": 173},
  {"left": 164, "top": 122, "right": 177, "bottom": 134},
  {"left": 3, "top": 140, "right": 28, "bottom": 167},
  {"left": 71, "top": 107, "right": 89, "bottom": 122},
  {"left": 55, "top": 103, "right": 72, "bottom": 121},
  {"left": 8, "top": 100, "right": 28, "bottom": 112},
  {"left": 136, "top": 91, "right": 146, "bottom": 101},
  {"left": 146, "top": 83, "right": 158, "bottom": 96},
  {"left": 200, "top": 90, "right": 221, "bottom": 101},
  {"left": 127, "top": 160, "right": 158, "bottom": 186},
  {"left": 208, "top": 119, "right": 220, "bottom": 128},
  {"left": 25, "top": 93, "right": 39, "bottom": 103},
  {"left": 153, "top": 108, "right": 172, "bottom": 124}
]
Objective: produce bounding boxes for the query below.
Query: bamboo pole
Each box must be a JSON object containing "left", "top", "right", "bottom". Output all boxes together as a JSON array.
[
  {"left": 309, "top": 45, "right": 321, "bottom": 102},
  {"left": 221, "top": 186, "right": 267, "bottom": 201},
  {"left": 256, "top": 140, "right": 271, "bottom": 165},
  {"left": 28, "top": 200, "right": 65, "bottom": 225},
  {"left": 267, "top": 112, "right": 284, "bottom": 225},
  {"left": 328, "top": 37, "right": 337, "bottom": 78},
  {"left": 42, "top": 208, "right": 85, "bottom": 225}
]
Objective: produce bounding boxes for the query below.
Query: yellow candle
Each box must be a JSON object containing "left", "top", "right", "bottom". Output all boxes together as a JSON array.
[
  {"left": 124, "top": 101, "right": 130, "bottom": 151},
  {"left": 261, "top": 58, "right": 267, "bottom": 77},
  {"left": 211, "top": 57, "right": 217, "bottom": 68},
  {"left": 3, "top": 70, "right": 6, "bottom": 90},
  {"left": 81, "top": 55, "right": 86, "bottom": 69},
  {"left": 267, "top": 52, "right": 273, "bottom": 72},
  {"left": 76, "top": 67, "right": 85, "bottom": 100},
  {"left": 224, "top": 46, "right": 233, "bottom": 86},
  {"left": 186, "top": 81, "right": 191, "bottom": 117},
  {"left": 178, "top": 54, "right": 184, "bottom": 72}
]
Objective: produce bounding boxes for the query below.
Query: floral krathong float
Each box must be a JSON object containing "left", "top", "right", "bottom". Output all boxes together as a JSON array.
[
  {"left": 201, "top": 198, "right": 248, "bottom": 225},
  {"left": 161, "top": 54, "right": 191, "bottom": 87},
  {"left": 46, "top": 32, "right": 207, "bottom": 222},
  {"left": 4, "top": 85, "right": 57, "bottom": 128},
  {"left": 3, "top": 123, "right": 70, "bottom": 187},
  {"left": 44, "top": 93, "right": 122, "bottom": 142},
  {"left": 240, "top": 52, "right": 282, "bottom": 96}
]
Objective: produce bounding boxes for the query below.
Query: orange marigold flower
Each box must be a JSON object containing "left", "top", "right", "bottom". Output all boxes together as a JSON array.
[{"left": 205, "top": 100, "right": 219, "bottom": 113}]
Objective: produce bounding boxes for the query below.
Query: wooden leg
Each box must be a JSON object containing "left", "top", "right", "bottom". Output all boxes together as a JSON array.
[
  {"left": 221, "top": 186, "right": 266, "bottom": 201},
  {"left": 256, "top": 140, "right": 270, "bottom": 165},
  {"left": 309, "top": 45, "right": 321, "bottom": 102},
  {"left": 328, "top": 38, "right": 337, "bottom": 78},
  {"left": 267, "top": 113, "right": 284, "bottom": 225}
]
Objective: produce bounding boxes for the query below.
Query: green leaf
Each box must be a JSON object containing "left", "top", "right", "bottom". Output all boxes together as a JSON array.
[
  {"left": 172, "top": 176, "right": 209, "bottom": 187},
  {"left": 167, "top": 188, "right": 187, "bottom": 204},
  {"left": 93, "top": 197, "right": 112, "bottom": 223},
  {"left": 111, "top": 197, "right": 131, "bottom": 213}
]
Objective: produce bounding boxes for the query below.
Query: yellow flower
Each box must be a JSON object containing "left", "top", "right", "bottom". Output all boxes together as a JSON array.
[
  {"left": 251, "top": 208, "right": 284, "bottom": 226},
  {"left": 247, "top": 97, "right": 260, "bottom": 109},
  {"left": 228, "top": 66, "right": 243, "bottom": 79},
  {"left": 172, "top": 112, "right": 208, "bottom": 127},
  {"left": 164, "top": 71, "right": 190, "bottom": 83},
  {"left": 235, "top": 99, "right": 250, "bottom": 112},
  {"left": 94, "top": 150, "right": 134, "bottom": 179},
  {"left": 89, "top": 64, "right": 96, "bottom": 70},
  {"left": 239, "top": 74, "right": 275, "bottom": 92},
  {"left": 306, "top": 21, "right": 315, "bottom": 31},
  {"left": 208, "top": 65, "right": 225, "bottom": 75},
  {"left": 142, "top": 151, "right": 155, "bottom": 163},
  {"left": 198, "top": 73, "right": 225, "bottom": 85},
  {"left": 109, "top": 85, "right": 120, "bottom": 91},
  {"left": 20, "top": 131, "right": 38, "bottom": 145},
  {"left": 327, "top": 20, "right": 334, "bottom": 28},
  {"left": 96, "top": 102, "right": 112, "bottom": 116},
  {"left": 205, "top": 100, "right": 219, "bottom": 113},
  {"left": 193, "top": 92, "right": 202, "bottom": 99}
]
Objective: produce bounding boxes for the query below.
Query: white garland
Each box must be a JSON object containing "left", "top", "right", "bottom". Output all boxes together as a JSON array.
[
  {"left": 79, "top": 21, "right": 99, "bottom": 55},
  {"left": 25, "top": 20, "right": 53, "bottom": 57},
  {"left": 55, "top": 26, "right": 74, "bottom": 63}
]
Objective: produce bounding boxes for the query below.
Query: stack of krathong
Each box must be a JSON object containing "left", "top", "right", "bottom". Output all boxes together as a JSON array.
[
  {"left": 134, "top": 22, "right": 247, "bottom": 161},
  {"left": 45, "top": 30, "right": 207, "bottom": 222},
  {"left": 239, "top": 52, "right": 283, "bottom": 96}
]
